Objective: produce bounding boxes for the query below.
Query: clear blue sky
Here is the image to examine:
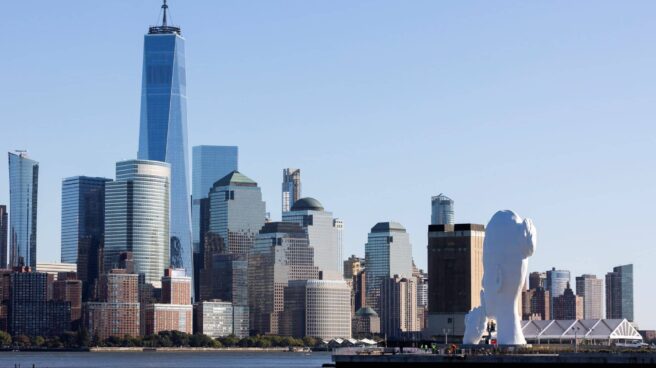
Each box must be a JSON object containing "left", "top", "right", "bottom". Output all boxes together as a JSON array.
[{"left": 1, "top": 1, "right": 655, "bottom": 327}]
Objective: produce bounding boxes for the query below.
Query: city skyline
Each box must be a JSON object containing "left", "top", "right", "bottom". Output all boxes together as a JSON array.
[{"left": 1, "top": 1, "right": 654, "bottom": 328}]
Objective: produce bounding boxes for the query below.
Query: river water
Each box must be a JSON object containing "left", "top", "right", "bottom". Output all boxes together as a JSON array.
[{"left": 0, "top": 351, "right": 333, "bottom": 368}]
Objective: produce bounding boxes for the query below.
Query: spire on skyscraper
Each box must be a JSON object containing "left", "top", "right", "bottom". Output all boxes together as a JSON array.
[
  {"left": 149, "top": 0, "right": 180, "bottom": 35},
  {"left": 161, "top": 0, "right": 169, "bottom": 27}
]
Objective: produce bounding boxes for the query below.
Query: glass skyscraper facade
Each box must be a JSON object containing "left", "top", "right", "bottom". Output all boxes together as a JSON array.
[
  {"left": 208, "top": 171, "right": 266, "bottom": 256},
  {"left": 364, "top": 222, "right": 413, "bottom": 314},
  {"left": 546, "top": 268, "right": 571, "bottom": 298},
  {"left": 104, "top": 160, "right": 170, "bottom": 286},
  {"left": 137, "top": 4, "right": 193, "bottom": 280},
  {"left": 281, "top": 168, "right": 301, "bottom": 214},
  {"left": 192, "top": 145, "right": 238, "bottom": 252},
  {"left": 606, "top": 264, "right": 634, "bottom": 321},
  {"left": 8, "top": 151, "right": 39, "bottom": 268},
  {"left": 283, "top": 198, "right": 342, "bottom": 280},
  {"left": 431, "top": 194, "right": 454, "bottom": 225},
  {"left": 60, "top": 176, "right": 111, "bottom": 263}
]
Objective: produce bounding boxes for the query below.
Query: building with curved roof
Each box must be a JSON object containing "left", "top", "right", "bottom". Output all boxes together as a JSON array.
[
  {"left": 283, "top": 197, "right": 342, "bottom": 279},
  {"left": 291, "top": 197, "right": 324, "bottom": 212},
  {"left": 521, "top": 319, "right": 643, "bottom": 345}
]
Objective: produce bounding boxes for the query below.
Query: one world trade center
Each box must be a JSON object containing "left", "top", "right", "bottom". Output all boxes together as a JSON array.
[{"left": 137, "top": 1, "right": 193, "bottom": 290}]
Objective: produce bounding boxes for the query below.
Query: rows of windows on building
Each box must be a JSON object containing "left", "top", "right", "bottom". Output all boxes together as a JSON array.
[{"left": 0, "top": 2, "right": 640, "bottom": 343}]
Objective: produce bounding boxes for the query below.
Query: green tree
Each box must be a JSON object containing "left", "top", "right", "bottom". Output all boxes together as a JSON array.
[
  {"left": 303, "top": 336, "right": 318, "bottom": 347},
  {"left": 0, "top": 331, "right": 11, "bottom": 347},
  {"left": 32, "top": 336, "right": 45, "bottom": 347},
  {"left": 220, "top": 335, "right": 239, "bottom": 347}
]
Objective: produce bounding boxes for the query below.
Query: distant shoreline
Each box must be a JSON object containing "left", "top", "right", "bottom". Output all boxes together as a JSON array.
[
  {"left": 90, "top": 347, "right": 315, "bottom": 353},
  {"left": 0, "top": 346, "right": 327, "bottom": 353}
]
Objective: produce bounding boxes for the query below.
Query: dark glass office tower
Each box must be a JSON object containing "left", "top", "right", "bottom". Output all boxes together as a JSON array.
[
  {"left": 8, "top": 151, "right": 38, "bottom": 268},
  {"left": 137, "top": 1, "right": 193, "bottom": 282},
  {"left": 606, "top": 264, "right": 634, "bottom": 321},
  {"left": 191, "top": 146, "right": 238, "bottom": 298},
  {"left": 0, "top": 206, "right": 6, "bottom": 269},
  {"left": 61, "top": 176, "right": 111, "bottom": 300}
]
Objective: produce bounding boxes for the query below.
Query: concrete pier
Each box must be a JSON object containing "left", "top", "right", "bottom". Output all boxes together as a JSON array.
[{"left": 333, "top": 352, "right": 656, "bottom": 367}]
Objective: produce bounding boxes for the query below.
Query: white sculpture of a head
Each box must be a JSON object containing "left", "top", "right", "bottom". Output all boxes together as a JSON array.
[{"left": 463, "top": 210, "right": 537, "bottom": 345}]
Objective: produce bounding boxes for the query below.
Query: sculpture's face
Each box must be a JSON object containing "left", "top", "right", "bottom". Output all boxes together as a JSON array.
[{"left": 482, "top": 210, "right": 537, "bottom": 317}]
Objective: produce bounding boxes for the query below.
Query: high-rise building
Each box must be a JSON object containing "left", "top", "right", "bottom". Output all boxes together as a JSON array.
[
  {"left": 281, "top": 168, "right": 301, "bottom": 214},
  {"left": 137, "top": 1, "right": 193, "bottom": 279},
  {"left": 200, "top": 253, "right": 248, "bottom": 306},
  {"left": 143, "top": 268, "right": 193, "bottom": 335},
  {"left": 521, "top": 287, "right": 550, "bottom": 320},
  {"left": 60, "top": 176, "right": 111, "bottom": 263},
  {"left": 85, "top": 269, "right": 140, "bottom": 340},
  {"left": 606, "top": 264, "right": 634, "bottom": 321},
  {"left": 249, "top": 222, "right": 319, "bottom": 335},
  {"left": 343, "top": 255, "right": 363, "bottom": 280},
  {"left": 60, "top": 176, "right": 110, "bottom": 300},
  {"left": 380, "top": 275, "right": 419, "bottom": 337},
  {"left": 552, "top": 283, "right": 583, "bottom": 320},
  {"left": 281, "top": 279, "right": 351, "bottom": 340},
  {"left": 52, "top": 272, "right": 82, "bottom": 326},
  {"left": 0, "top": 206, "right": 7, "bottom": 268},
  {"left": 162, "top": 268, "right": 192, "bottom": 305},
  {"left": 283, "top": 198, "right": 342, "bottom": 280},
  {"left": 104, "top": 160, "right": 170, "bottom": 286},
  {"left": 9, "top": 270, "right": 70, "bottom": 337},
  {"left": 192, "top": 146, "right": 238, "bottom": 299},
  {"left": 364, "top": 222, "right": 413, "bottom": 314},
  {"left": 353, "top": 270, "right": 367, "bottom": 314},
  {"left": 194, "top": 300, "right": 234, "bottom": 338},
  {"left": 529, "top": 271, "right": 547, "bottom": 290},
  {"left": 209, "top": 171, "right": 266, "bottom": 255},
  {"left": 575, "top": 274, "right": 603, "bottom": 320},
  {"left": 0, "top": 270, "right": 11, "bottom": 331},
  {"left": 426, "top": 224, "right": 485, "bottom": 338},
  {"left": 352, "top": 307, "right": 380, "bottom": 337},
  {"left": 192, "top": 146, "right": 239, "bottom": 251},
  {"left": 546, "top": 268, "right": 571, "bottom": 299},
  {"left": 430, "top": 194, "right": 454, "bottom": 225},
  {"left": 8, "top": 151, "right": 39, "bottom": 268}
]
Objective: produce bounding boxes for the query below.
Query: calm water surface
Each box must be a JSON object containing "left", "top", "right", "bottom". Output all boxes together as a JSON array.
[{"left": 0, "top": 351, "right": 332, "bottom": 368}]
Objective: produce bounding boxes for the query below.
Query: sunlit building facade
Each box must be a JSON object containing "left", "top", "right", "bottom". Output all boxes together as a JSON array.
[
  {"left": 104, "top": 160, "right": 170, "bottom": 286},
  {"left": 249, "top": 222, "right": 319, "bottom": 335},
  {"left": 209, "top": 171, "right": 266, "bottom": 256},
  {"left": 8, "top": 151, "right": 39, "bottom": 268},
  {"left": 281, "top": 168, "right": 301, "bottom": 214},
  {"left": 283, "top": 198, "right": 342, "bottom": 280},
  {"left": 575, "top": 274, "right": 603, "bottom": 320},
  {"left": 364, "top": 222, "right": 413, "bottom": 314},
  {"left": 430, "top": 194, "right": 454, "bottom": 225},
  {"left": 137, "top": 2, "right": 193, "bottom": 279}
]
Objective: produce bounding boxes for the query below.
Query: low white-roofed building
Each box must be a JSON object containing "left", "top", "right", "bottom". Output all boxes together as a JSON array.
[{"left": 521, "top": 319, "right": 643, "bottom": 345}]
